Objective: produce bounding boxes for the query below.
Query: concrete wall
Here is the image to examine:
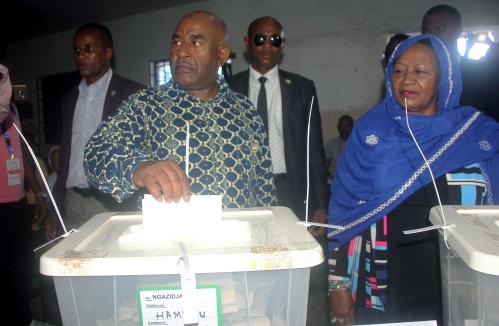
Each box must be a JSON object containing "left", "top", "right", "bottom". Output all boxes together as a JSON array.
[{"left": 5, "top": 0, "right": 499, "bottom": 142}]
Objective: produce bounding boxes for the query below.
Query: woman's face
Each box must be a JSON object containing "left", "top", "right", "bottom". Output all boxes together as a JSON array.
[{"left": 392, "top": 43, "right": 439, "bottom": 116}]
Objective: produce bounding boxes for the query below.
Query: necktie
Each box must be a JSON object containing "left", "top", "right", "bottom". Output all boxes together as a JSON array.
[{"left": 257, "top": 76, "right": 268, "bottom": 130}]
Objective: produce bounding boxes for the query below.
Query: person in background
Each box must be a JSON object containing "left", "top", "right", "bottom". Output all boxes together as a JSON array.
[
  {"left": 381, "top": 34, "right": 410, "bottom": 70},
  {"left": 47, "top": 145, "right": 59, "bottom": 191},
  {"left": 84, "top": 11, "right": 276, "bottom": 209},
  {"left": 328, "top": 35, "right": 498, "bottom": 325},
  {"left": 421, "top": 4, "right": 461, "bottom": 53},
  {"left": 50, "top": 23, "right": 144, "bottom": 234},
  {"left": 228, "top": 16, "right": 330, "bottom": 326},
  {"left": 379, "top": 34, "right": 409, "bottom": 99},
  {"left": 228, "top": 16, "right": 329, "bottom": 228},
  {"left": 480, "top": 41, "right": 499, "bottom": 121},
  {"left": 0, "top": 66, "right": 9, "bottom": 122},
  {"left": 1, "top": 63, "right": 48, "bottom": 325},
  {"left": 422, "top": 4, "right": 498, "bottom": 121},
  {"left": 325, "top": 115, "right": 353, "bottom": 182},
  {"left": 23, "top": 131, "right": 48, "bottom": 224}
]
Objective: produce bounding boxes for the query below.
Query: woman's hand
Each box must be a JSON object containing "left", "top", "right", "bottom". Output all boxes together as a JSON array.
[
  {"left": 330, "top": 284, "right": 355, "bottom": 325},
  {"left": 309, "top": 208, "right": 327, "bottom": 237}
]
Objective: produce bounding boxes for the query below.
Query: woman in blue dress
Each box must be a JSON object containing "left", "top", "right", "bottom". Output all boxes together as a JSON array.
[{"left": 328, "top": 35, "right": 499, "bottom": 325}]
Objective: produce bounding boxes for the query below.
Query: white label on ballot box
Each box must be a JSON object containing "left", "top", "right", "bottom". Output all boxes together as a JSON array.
[{"left": 137, "top": 286, "right": 222, "bottom": 326}]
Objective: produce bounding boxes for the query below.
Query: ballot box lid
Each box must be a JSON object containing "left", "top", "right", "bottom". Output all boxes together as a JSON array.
[
  {"left": 429, "top": 205, "right": 499, "bottom": 275},
  {"left": 41, "top": 206, "right": 324, "bottom": 276}
]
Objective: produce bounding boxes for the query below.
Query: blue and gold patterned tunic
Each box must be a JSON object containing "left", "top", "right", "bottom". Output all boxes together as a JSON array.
[{"left": 84, "top": 78, "right": 276, "bottom": 208}]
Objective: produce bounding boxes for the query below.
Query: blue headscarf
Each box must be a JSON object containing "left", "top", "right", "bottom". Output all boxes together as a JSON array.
[{"left": 328, "top": 34, "right": 499, "bottom": 247}]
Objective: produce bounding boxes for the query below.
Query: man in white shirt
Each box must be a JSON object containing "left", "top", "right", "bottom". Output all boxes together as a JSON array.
[
  {"left": 228, "top": 16, "right": 329, "bottom": 228},
  {"left": 51, "top": 23, "right": 143, "bottom": 232},
  {"left": 228, "top": 16, "right": 330, "bottom": 326}
]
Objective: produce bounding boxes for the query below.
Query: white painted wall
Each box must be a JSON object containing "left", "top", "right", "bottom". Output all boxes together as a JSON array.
[{"left": 5, "top": 0, "right": 499, "bottom": 141}]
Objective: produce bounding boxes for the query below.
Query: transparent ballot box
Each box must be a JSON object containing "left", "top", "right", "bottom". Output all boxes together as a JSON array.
[
  {"left": 40, "top": 207, "right": 323, "bottom": 325},
  {"left": 429, "top": 206, "right": 499, "bottom": 326}
]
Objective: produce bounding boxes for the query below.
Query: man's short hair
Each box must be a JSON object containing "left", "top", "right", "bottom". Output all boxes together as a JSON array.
[
  {"left": 178, "top": 11, "right": 229, "bottom": 44},
  {"left": 338, "top": 115, "right": 354, "bottom": 124},
  {"left": 422, "top": 4, "right": 462, "bottom": 30},
  {"left": 74, "top": 23, "right": 114, "bottom": 48},
  {"left": 247, "top": 16, "right": 284, "bottom": 37}
]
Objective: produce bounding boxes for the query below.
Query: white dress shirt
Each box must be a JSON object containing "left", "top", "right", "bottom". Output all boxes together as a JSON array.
[
  {"left": 66, "top": 68, "right": 112, "bottom": 189},
  {"left": 249, "top": 65, "right": 286, "bottom": 174}
]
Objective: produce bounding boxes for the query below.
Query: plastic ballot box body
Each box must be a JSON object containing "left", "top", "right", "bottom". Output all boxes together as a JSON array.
[
  {"left": 40, "top": 206, "right": 323, "bottom": 326},
  {"left": 429, "top": 206, "right": 499, "bottom": 326}
]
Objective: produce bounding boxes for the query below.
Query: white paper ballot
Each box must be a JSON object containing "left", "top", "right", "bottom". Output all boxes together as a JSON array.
[{"left": 142, "top": 194, "right": 222, "bottom": 237}]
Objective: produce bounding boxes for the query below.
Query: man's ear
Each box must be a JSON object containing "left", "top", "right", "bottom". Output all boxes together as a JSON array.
[
  {"left": 244, "top": 36, "right": 249, "bottom": 49},
  {"left": 218, "top": 45, "right": 231, "bottom": 66},
  {"left": 105, "top": 48, "right": 113, "bottom": 62}
]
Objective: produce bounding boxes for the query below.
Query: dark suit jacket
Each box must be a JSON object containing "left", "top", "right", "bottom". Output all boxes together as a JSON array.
[
  {"left": 461, "top": 56, "right": 499, "bottom": 122},
  {"left": 228, "top": 69, "right": 329, "bottom": 219},
  {"left": 53, "top": 72, "right": 144, "bottom": 212}
]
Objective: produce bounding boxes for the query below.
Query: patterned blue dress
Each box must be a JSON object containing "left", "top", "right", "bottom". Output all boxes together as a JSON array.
[{"left": 84, "top": 78, "right": 277, "bottom": 208}]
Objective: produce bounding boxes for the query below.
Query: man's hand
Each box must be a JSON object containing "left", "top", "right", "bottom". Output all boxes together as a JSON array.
[
  {"left": 44, "top": 214, "right": 57, "bottom": 240},
  {"left": 133, "top": 160, "right": 191, "bottom": 202},
  {"left": 33, "top": 195, "right": 48, "bottom": 223},
  {"left": 309, "top": 208, "right": 327, "bottom": 237}
]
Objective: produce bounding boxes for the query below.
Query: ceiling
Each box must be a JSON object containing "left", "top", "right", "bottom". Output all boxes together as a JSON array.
[{"left": 3, "top": 0, "right": 199, "bottom": 43}]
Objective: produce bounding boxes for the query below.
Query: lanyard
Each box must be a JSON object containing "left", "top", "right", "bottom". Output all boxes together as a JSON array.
[{"left": 1, "top": 121, "right": 15, "bottom": 158}]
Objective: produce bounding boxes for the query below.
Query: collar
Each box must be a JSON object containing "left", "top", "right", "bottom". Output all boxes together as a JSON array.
[
  {"left": 79, "top": 68, "right": 113, "bottom": 92},
  {"left": 167, "top": 75, "right": 229, "bottom": 103},
  {"left": 249, "top": 64, "right": 279, "bottom": 85}
]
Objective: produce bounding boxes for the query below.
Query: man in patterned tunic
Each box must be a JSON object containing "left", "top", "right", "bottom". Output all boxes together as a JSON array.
[{"left": 84, "top": 11, "right": 276, "bottom": 208}]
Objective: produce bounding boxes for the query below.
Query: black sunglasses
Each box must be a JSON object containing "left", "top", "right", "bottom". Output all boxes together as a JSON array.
[{"left": 253, "top": 33, "right": 283, "bottom": 48}]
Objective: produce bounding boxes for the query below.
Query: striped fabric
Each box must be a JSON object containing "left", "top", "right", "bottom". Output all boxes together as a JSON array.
[{"left": 329, "top": 163, "right": 488, "bottom": 311}]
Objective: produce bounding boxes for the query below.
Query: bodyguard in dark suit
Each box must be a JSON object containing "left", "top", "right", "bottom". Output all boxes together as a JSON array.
[
  {"left": 228, "top": 16, "right": 329, "bottom": 228},
  {"left": 228, "top": 16, "right": 330, "bottom": 326},
  {"left": 49, "top": 23, "right": 144, "bottom": 234}
]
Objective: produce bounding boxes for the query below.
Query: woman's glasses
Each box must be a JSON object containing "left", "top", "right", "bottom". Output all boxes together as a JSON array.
[{"left": 253, "top": 33, "right": 283, "bottom": 48}]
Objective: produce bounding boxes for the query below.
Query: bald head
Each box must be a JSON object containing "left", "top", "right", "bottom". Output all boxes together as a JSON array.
[
  {"left": 245, "top": 16, "right": 285, "bottom": 74},
  {"left": 177, "top": 11, "right": 229, "bottom": 44},
  {"left": 247, "top": 16, "right": 284, "bottom": 37},
  {"left": 421, "top": 5, "right": 462, "bottom": 50}
]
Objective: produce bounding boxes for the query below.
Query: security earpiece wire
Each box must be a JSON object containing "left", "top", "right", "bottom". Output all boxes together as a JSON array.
[
  {"left": 304, "top": 96, "right": 313, "bottom": 223},
  {"left": 12, "top": 122, "right": 77, "bottom": 252},
  {"left": 401, "top": 98, "right": 454, "bottom": 248},
  {"left": 298, "top": 96, "right": 344, "bottom": 231}
]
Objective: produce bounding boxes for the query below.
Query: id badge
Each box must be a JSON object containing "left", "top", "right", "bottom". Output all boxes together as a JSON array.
[
  {"left": 6, "top": 157, "right": 21, "bottom": 171},
  {"left": 7, "top": 173, "right": 21, "bottom": 186}
]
